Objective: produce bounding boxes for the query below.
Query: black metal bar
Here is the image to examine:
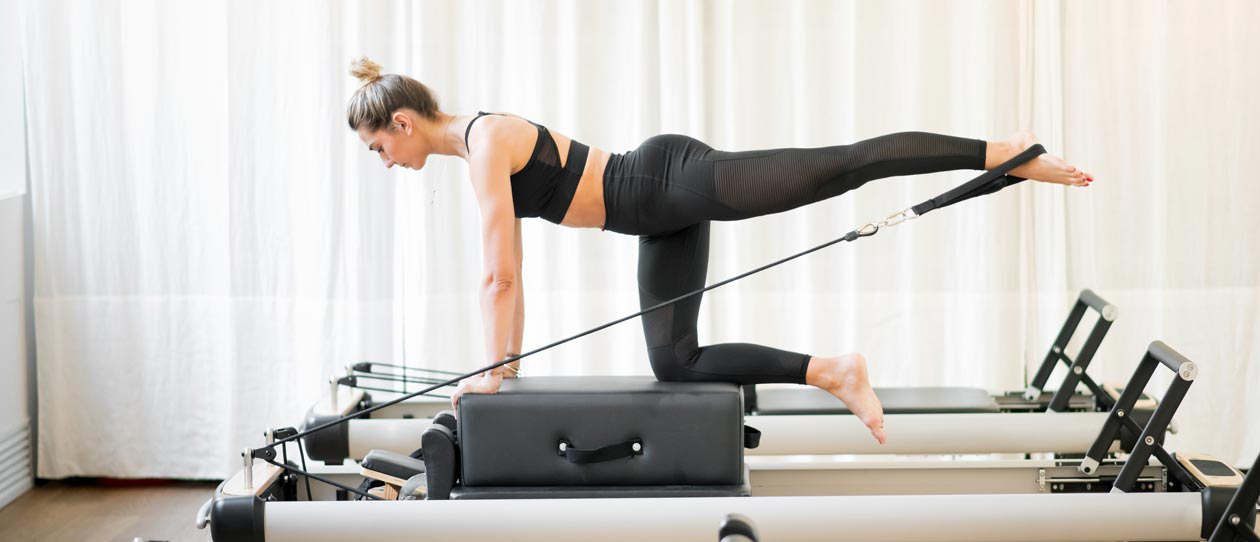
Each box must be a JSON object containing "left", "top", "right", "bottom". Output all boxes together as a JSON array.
[
  {"left": 1148, "top": 340, "right": 1197, "bottom": 375},
  {"left": 1105, "top": 342, "right": 1197, "bottom": 492},
  {"left": 1028, "top": 299, "right": 1087, "bottom": 393},
  {"left": 1082, "top": 341, "right": 1195, "bottom": 479},
  {"left": 1077, "top": 288, "right": 1113, "bottom": 314},
  {"left": 1027, "top": 289, "right": 1117, "bottom": 407},
  {"left": 1120, "top": 416, "right": 1145, "bottom": 437},
  {"left": 1208, "top": 451, "right": 1260, "bottom": 542},
  {"left": 259, "top": 458, "right": 382, "bottom": 501},
  {"left": 350, "top": 373, "right": 454, "bottom": 387},
  {"left": 353, "top": 361, "right": 464, "bottom": 377},
  {"left": 1081, "top": 350, "right": 1156, "bottom": 473},
  {"left": 1077, "top": 373, "right": 1114, "bottom": 410},
  {"left": 1047, "top": 308, "right": 1113, "bottom": 411},
  {"left": 1113, "top": 376, "right": 1190, "bottom": 491}
]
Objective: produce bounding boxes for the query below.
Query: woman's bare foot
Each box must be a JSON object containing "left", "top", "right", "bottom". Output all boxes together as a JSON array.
[
  {"left": 992, "top": 130, "right": 1093, "bottom": 187},
  {"left": 806, "top": 353, "right": 886, "bottom": 444}
]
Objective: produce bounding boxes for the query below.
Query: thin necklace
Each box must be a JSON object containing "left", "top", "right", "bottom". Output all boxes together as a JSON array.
[{"left": 443, "top": 115, "right": 460, "bottom": 156}]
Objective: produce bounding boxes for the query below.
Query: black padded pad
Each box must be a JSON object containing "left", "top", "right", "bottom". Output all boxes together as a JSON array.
[
  {"left": 361, "top": 449, "right": 426, "bottom": 481},
  {"left": 751, "top": 386, "right": 999, "bottom": 415},
  {"left": 458, "top": 376, "right": 743, "bottom": 488}
]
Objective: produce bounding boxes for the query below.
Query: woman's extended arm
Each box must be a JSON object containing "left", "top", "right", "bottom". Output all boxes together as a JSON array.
[
  {"left": 504, "top": 219, "right": 524, "bottom": 376},
  {"left": 452, "top": 132, "right": 518, "bottom": 406}
]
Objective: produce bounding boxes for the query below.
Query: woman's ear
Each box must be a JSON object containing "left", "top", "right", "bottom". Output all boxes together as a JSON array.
[{"left": 392, "top": 111, "right": 411, "bottom": 134}]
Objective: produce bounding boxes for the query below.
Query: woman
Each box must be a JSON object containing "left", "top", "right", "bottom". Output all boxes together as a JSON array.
[{"left": 346, "top": 58, "right": 1093, "bottom": 444}]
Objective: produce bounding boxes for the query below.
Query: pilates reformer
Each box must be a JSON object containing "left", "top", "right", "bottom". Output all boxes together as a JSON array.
[
  {"left": 300, "top": 288, "right": 1156, "bottom": 464},
  {"left": 289, "top": 337, "right": 1174, "bottom": 504},
  {"left": 196, "top": 147, "right": 1258, "bottom": 540},
  {"left": 198, "top": 341, "right": 1258, "bottom": 541}
]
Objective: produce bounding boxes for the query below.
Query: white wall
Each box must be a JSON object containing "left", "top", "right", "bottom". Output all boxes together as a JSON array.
[
  {"left": 0, "top": 196, "right": 30, "bottom": 509},
  {"left": 0, "top": 0, "right": 31, "bottom": 510},
  {"left": 0, "top": 201, "right": 26, "bottom": 422}
]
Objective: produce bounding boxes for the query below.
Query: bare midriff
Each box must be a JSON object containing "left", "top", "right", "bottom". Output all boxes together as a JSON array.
[{"left": 533, "top": 129, "right": 611, "bottom": 230}]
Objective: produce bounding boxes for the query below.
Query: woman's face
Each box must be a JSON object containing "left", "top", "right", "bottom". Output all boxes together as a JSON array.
[{"left": 357, "top": 112, "right": 428, "bottom": 170}]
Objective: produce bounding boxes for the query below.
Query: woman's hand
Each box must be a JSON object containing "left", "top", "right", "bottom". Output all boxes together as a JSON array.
[{"left": 450, "top": 371, "right": 503, "bottom": 412}]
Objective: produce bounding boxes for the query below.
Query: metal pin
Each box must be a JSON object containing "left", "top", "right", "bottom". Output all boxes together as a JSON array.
[
  {"left": 243, "top": 448, "right": 254, "bottom": 489},
  {"left": 330, "top": 378, "right": 339, "bottom": 411}
]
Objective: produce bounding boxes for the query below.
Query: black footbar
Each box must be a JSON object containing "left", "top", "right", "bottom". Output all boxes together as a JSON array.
[{"left": 247, "top": 144, "right": 1050, "bottom": 496}]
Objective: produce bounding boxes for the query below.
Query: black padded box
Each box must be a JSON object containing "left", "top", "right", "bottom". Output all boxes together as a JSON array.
[{"left": 457, "top": 376, "right": 744, "bottom": 488}]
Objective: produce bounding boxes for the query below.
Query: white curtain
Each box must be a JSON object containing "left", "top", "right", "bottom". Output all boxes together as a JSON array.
[{"left": 22, "top": 0, "right": 1260, "bottom": 479}]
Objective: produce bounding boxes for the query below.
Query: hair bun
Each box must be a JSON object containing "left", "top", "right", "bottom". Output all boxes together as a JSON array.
[{"left": 350, "top": 57, "right": 384, "bottom": 84}]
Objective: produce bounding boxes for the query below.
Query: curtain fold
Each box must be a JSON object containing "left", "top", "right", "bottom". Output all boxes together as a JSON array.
[{"left": 23, "top": 0, "right": 1260, "bottom": 478}]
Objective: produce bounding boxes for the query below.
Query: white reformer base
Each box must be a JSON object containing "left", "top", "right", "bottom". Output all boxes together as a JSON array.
[
  {"left": 298, "top": 455, "right": 1158, "bottom": 500},
  {"left": 260, "top": 492, "right": 1203, "bottom": 542},
  {"left": 748, "top": 412, "right": 1115, "bottom": 455}
]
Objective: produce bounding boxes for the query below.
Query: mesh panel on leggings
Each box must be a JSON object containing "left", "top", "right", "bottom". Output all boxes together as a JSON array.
[
  {"left": 640, "top": 302, "right": 675, "bottom": 348},
  {"left": 672, "top": 331, "right": 700, "bottom": 364},
  {"left": 711, "top": 132, "right": 985, "bottom": 216}
]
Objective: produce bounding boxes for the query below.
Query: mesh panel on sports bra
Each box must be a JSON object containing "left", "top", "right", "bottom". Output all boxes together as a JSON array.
[{"left": 529, "top": 126, "right": 563, "bottom": 170}]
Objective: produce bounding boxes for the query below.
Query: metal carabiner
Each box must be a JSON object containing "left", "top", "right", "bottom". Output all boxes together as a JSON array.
[{"left": 880, "top": 208, "right": 918, "bottom": 229}]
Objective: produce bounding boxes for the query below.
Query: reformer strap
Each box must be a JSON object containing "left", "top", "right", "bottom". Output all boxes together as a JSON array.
[
  {"left": 261, "top": 142, "right": 1049, "bottom": 455},
  {"left": 910, "top": 144, "right": 1045, "bottom": 216}
]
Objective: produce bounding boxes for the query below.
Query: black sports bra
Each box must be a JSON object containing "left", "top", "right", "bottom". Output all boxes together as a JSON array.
[{"left": 463, "top": 112, "right": 590, "bottom": 224}]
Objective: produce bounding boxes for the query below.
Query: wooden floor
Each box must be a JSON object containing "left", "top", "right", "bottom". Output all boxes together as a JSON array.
[{"left": 0, "top": 479, "right": 217, "bottom": 542}]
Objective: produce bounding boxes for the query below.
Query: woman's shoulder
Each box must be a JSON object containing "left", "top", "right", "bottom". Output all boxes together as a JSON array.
[{"left": 467, "top": 112, "right": 541, "bottom": 145}]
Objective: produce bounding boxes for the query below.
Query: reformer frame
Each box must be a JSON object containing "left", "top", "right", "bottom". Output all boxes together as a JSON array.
[
  {"left": 199, "top": 342, "right": 1257, "bottom": 542},
  {"left": 301, "top": 289, "right": 1139, "bottom": 463}
]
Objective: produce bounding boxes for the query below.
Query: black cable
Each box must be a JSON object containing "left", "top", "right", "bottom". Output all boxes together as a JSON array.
[{"left": 297, "top": 439, "right": 313, "bottom": 501}]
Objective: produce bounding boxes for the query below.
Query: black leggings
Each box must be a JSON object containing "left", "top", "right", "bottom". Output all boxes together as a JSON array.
[{"left": 601, "top": 132, "right": 987, "bottom": 385}]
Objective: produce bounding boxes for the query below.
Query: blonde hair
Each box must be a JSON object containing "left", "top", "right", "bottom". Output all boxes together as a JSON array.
[{"left": 346, "top": 57, "right": 440, "bottom": 132}]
